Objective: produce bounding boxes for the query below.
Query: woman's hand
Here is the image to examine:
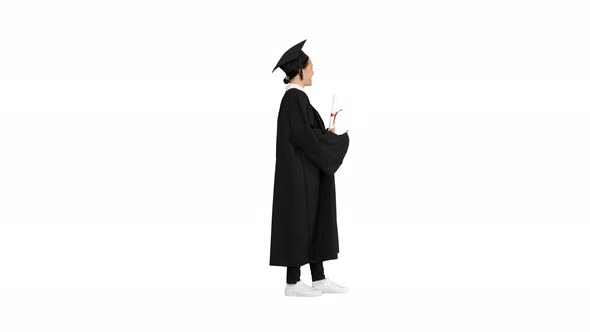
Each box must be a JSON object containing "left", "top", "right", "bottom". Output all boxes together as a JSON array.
[{"left": 328, "top": 127, "right": 348, "bottom": 135}]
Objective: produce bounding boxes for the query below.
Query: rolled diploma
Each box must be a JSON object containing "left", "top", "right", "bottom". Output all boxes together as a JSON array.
[{"left": 329, "top": 94, "right": 337, "bottom": 128}]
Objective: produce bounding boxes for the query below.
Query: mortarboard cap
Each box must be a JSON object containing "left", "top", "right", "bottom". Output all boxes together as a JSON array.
[{"left": 272, "top": 39, "right": 308, "bottom": 76}]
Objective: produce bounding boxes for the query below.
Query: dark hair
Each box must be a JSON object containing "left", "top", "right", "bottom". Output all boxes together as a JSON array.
[{"left": 283, "top": 56, "right": 310, "bottom": 84}]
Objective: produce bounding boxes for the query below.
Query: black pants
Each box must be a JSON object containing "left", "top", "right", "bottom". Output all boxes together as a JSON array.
[{"left": 286, "top": 261, "right": 326, "bottom": 284}]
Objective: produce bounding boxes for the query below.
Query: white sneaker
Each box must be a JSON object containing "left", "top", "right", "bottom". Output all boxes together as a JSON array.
[
  {"left": 285, "top": 281, "right": 322, "bottom": 297},
  {"left": 311, "top": 278, "right": 349, "bottom": 294}
]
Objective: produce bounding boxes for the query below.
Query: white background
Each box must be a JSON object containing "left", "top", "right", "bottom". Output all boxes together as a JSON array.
[{"left": 1, "top": 0, "right": 589, "bottom": 331}]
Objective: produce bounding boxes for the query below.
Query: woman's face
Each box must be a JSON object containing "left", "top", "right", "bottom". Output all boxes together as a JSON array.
[{"left": 302, "top": 58, "right": 314, "bottom": 86}]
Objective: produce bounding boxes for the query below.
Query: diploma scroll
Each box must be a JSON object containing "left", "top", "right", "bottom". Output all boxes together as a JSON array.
[{"left": 329, "top": 94, "right": 343, "bottom": 129}]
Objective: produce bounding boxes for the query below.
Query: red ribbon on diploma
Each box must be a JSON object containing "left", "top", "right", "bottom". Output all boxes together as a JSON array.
[{"left": 330, "top": 109, "right": 343, "bottom": 127}]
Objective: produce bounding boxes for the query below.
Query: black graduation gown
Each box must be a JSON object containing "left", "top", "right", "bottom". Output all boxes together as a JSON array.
[{"left": 269, "top": 88, "right": 350, "bottom": 267}]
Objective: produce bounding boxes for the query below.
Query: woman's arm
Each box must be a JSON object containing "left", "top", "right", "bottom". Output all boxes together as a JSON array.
[{"left": 286, "top": 92, "right": 350, "bottom": 175}]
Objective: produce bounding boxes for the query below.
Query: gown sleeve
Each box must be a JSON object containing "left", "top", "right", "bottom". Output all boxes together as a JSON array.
[{"left": 286, "top": 91, "right": 350, "bottom": 175}]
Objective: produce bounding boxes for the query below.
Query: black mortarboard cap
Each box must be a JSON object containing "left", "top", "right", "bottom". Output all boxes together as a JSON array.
[{"left": 272, "top": 39, "right": 308, "bottom": 76}]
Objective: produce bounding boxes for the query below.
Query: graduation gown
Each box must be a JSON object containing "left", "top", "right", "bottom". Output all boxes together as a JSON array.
[{"left": 269, "top": 87, "right": 350, "bottom": 267}]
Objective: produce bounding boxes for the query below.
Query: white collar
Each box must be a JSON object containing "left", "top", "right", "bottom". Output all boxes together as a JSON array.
[{"left": 285, "top": 83, "right": 306, "bottom": 93}]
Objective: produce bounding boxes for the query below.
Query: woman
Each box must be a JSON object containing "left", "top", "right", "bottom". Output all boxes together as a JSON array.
[{"left": 269, "top": 40, "right": 350, "bottom": 297}]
